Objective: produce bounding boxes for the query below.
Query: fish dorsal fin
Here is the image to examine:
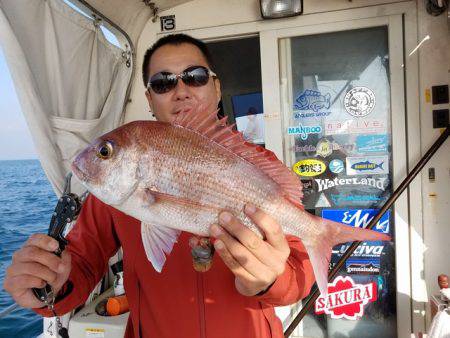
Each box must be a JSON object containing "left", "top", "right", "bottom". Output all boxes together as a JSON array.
[{"left": 173, "top": 107, "right": 303, "bottom": 207}]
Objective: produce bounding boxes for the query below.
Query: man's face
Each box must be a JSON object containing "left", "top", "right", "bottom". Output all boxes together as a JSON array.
[{"left": 145, "top": 43, "right": 221, "bottom": 123}]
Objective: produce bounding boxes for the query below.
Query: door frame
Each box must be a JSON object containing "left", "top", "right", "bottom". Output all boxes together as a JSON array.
[{"left": 159, "top": 2, "right": 423, "bottom": 336}]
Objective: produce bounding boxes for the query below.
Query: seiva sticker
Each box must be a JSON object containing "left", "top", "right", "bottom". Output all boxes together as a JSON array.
[{"left": 293, "top": 159, "right": 326, "bottom": 177}]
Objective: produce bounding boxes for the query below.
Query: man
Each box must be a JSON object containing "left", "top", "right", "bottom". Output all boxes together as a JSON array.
[{"left": 4, "top": 34, "right": 314, "bottom": 337}]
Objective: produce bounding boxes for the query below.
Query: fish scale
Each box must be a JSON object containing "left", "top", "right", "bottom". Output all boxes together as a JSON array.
[{"left": 72, "top": 109, "right": 390, "bottom": 295}]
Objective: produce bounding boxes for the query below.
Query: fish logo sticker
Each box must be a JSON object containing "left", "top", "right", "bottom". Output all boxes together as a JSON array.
[
  {"left": 346, "top": 156, "right": 389, "bottom": 176},
  {"left": 293, "top": 159, "right": 326, "bottom": 177},
  {"left": 315, "top": 276, "right": 378, "bottom": 320},
  {"left": 287, "top": 123, "right": 322, "bottom": 140},
  {"left": 294, "top": 89, "right": 331, "bottom": 113},
  {"left": 344, "top": 86, "right": 376, "bottom": 117},
  {"left": 329, "top": 159, "right": 344, "bottom": 174},
  {"left": 322, "top": 209, "right": 391, "bottom": 234}
]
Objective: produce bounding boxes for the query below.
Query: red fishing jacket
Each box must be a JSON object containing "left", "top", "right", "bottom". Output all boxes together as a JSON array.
[{"left": 34, "top": 195, "right": 315, "bottom": 338}]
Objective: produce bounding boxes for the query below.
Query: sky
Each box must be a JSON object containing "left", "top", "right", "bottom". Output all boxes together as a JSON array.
[
  {"left": 0, "top": 47, "right": 37, "bottom": 160},
  {"left": 0, "top": 0, "right": 120, "bottom": 161}
]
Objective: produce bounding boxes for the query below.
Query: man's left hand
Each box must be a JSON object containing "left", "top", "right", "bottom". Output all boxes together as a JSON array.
[{"left": 209, "top": 204, "right": 290, "bottom": 296}]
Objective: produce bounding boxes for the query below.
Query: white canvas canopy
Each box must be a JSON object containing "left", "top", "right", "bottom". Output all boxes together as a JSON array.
[{"left": 0, "top": 0, "right": 136, "bottom": 195}]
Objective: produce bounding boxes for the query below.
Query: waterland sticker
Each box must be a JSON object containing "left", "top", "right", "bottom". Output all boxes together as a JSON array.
[
  {"left": 329, "top": 159, "right": 344, "bottom": 174},
  {"left": 315, "top": 138, "right": 333, "bottom": 157},
  {"left": 287, "top": 123, "right": 322, "bottom": 140},
  {"left": 315, "top": 176, "right": 388, "bottom": 192},
  {"left": 346, "top": 155, "right": 389, "bottom": 176},
  {"left": 346, "top": 258, "right": 381, "bottom": 275},
  {"left": 294, "top": 89, "right": 331, "bottom": 114},
  {"left": 293, "top": 159, "right": 326, "bottom": 177},
  {"left": 344, "top": 86, "right": 376, "bottom": 117},
  {"left": 322, "top": 209, "right": 391, "bottom": 234},
  {"left": 330, "top": 193, "right": 384, "bottom": 206},
  {"left": 356, "top": 134, "right": 388, "bottom": 153},
  {"left": 315, "top": 275, "right": 377, "bottom": 320},
  {"left": 325, "top": 119, "right": 385, "bottom": 135}
]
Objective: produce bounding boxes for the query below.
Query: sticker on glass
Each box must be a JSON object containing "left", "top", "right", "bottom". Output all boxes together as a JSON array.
[
  {"left": 346, "top": 155, "right": 389, "bottom": 176},
  {"left": 324, "top": 119, "right": 385, "bottom": 135},
  {"left": 315, "top": 138, "right": 333, "bottom": 157},
  {"left": 329, "top": 193, "right": 385, "bottom": 207},
  {"left": 322, "top": 209, "right": 391, "bottom": 234},
  {"left": 334, "top": 242, "right": 385, "bottom": 258},
  {"left": 293, "top": 159, "right": 326, "bottom": 177},
  {"left": 287, "top": 123, "right": 322, "bottom": 140},
  {"left": 294, "top": 89, "right": 332, "bottom": 118},
  {"left": 344, "top": 86, "right": 376, "bottom": 117},
  {"left": 315, "top": 176, "right": 388, "bottom": 192},
  {"left": 356, "top": 134, "right": 388, "bottom": 153},
  {"left": 315, "top": 276, "right": 378, "bottom": 320},
  {"left": 346, "top": 258, "right": 381, "bottom": 275},
  {"left": 315, "top": 193, "right": 331, "bottom": 208},
  {"left": 329, "top": 159, "right": 344, "bottom": 174}
]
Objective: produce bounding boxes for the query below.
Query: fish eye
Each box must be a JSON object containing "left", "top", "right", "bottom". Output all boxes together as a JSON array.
[{"left": 97, "top": 141, "right": 114, "bottom": 160}]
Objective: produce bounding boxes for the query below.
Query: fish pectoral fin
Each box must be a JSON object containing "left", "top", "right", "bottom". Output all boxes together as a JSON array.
[
  {"left": 146, "top": 189, "right": 218, "bottom": 211},
  {"left": 141, "top": 222, "right": 181, "bottom": 272}
]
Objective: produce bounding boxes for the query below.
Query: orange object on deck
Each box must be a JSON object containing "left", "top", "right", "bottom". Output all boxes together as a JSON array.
[{"left": 106, "top": 295, "right": 129, "bottom": 316}]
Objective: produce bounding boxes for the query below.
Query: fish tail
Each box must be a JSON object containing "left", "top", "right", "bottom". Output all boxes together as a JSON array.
[{"left": 302, "top": 214, "right": 390, "bottom": 296}]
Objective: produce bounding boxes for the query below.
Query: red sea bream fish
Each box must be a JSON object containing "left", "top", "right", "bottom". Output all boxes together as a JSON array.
[{"left": 71, "top": 109, "right": 390, "bottom": 295}]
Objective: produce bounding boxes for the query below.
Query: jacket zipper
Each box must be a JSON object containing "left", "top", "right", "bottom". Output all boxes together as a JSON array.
[{"left": 197, "top": 272, "right": 206, "bottom": 338}]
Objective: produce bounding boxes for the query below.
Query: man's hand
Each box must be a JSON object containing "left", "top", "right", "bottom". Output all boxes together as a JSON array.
[
  {"left": 209, "top": 204, "right": 290, "bottom": 296},
  {"left": 3, "top": 234, "right": 71, "bottom": 308}
]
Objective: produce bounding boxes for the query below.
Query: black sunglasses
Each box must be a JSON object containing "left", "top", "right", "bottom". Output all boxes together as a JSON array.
[{"left": 147, "top": 65, "right": 217, "bottom": 94}]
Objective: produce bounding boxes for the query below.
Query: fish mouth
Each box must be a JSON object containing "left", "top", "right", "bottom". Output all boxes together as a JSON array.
[{"left": 71, "top": 162, "right": 94, "bottom": 184}]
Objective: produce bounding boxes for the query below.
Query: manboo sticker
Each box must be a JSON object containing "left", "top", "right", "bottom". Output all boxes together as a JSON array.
[{"left": 287, "top": 123, "right": 322, "bottom": 140}]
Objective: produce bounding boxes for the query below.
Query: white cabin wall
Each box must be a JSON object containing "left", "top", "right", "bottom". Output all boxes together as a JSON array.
[
  {"left": 416, "top": 0, "right": 450, "bottom": 328},
  {"left": 124, "top": 0, "right": 414, "bottom": 122}
]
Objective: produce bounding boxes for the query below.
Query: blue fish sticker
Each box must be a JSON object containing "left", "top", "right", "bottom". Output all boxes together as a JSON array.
[
  {"left": 294, "top": 89, "right": 331, "bottom": 113},
  {"left": 346, "top": 156, "right": 389, "bottom": 175},
  {"left": 322, "top": 209, "right": 391, "bottom": 234},
  {"left": 351, "top": 161, "right": 384, "bottom": 171}
]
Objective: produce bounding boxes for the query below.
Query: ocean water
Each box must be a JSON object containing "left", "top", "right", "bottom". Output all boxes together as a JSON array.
[{"left": 0, "top": 160, "right": 55, "bottom": 338}]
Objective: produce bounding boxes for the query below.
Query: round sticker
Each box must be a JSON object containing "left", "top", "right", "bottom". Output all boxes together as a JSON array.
[
  {"left": 293, "top": 159, "right": 326, "bottom": 177},
  {"left": 329, "top": 159, "right": 344, "bottom": 174},
  {"left": 344, "top": 86, "right": 376, "bottom": 117}
]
